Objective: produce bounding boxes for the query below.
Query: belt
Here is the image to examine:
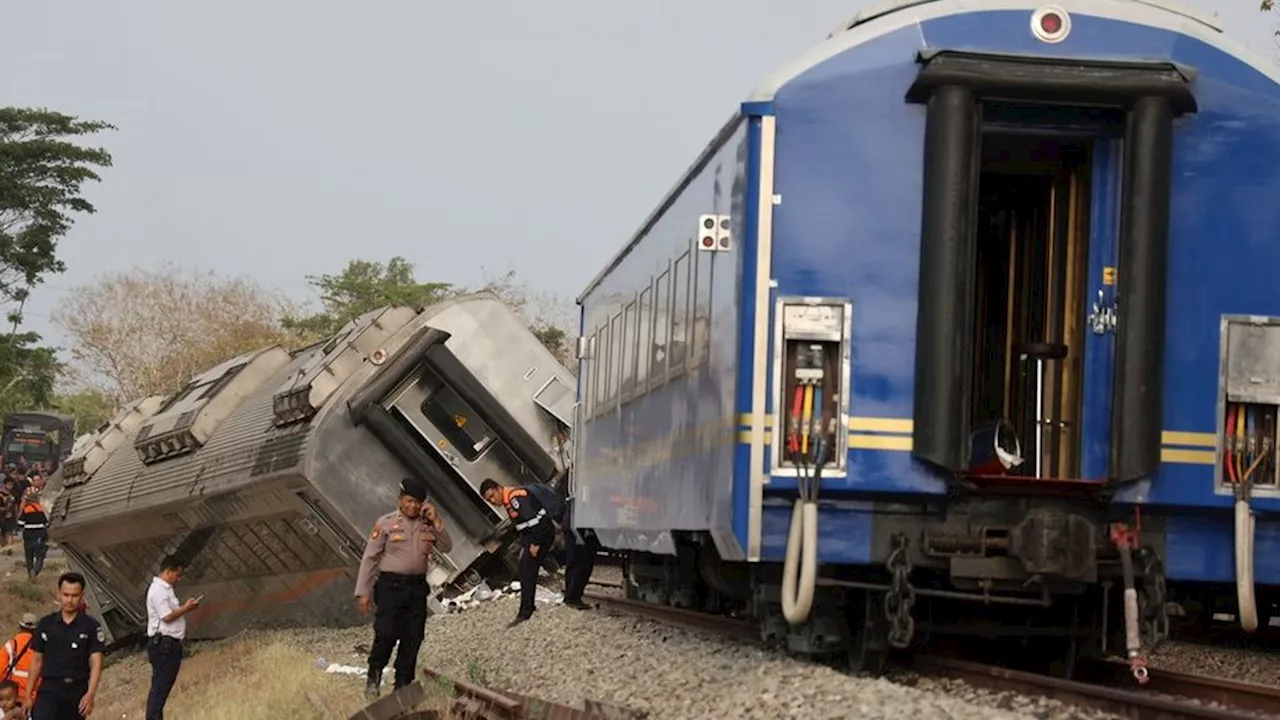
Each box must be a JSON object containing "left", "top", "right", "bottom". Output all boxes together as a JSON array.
[
  {"left": 379, "top": 572, "right": 426, "bottom": 581},
  {"left": 47, "top": 677, "right": 87, "bottom": 685},
  {"left": 515, "top": 509, "right": 547, "bottom": 531},
  {"left": 20, "top": 524, "right": 44, "bottom": 529}
]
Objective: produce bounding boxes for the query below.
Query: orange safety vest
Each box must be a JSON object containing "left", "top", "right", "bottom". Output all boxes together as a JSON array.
[{"left": 0, "top": 632, "right": 37, "bottom": 699}]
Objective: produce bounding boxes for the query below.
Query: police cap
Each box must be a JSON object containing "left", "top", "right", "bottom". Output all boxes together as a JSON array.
[{"left": 399, "top": 476, "right": 429, "bottom": 502}]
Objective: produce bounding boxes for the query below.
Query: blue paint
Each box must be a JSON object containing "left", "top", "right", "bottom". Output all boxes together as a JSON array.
[
  {"left": 1164, "top": 515, "right": 1280, "bottom": 584},
  {"left": 760, "top": 503, "right": 873, "bottom": 564},
  {"left": 574, "top": 0, "right": 1280, "bottom": 596},
  {"left": 1080, "top": 139, "right": 1120, "bottom": 481}
]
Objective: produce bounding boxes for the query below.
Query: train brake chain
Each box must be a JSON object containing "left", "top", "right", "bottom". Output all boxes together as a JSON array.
[
  {"left": 884, "top": 532, "right": 916, "bottom": 649},
  {"left": 1138, "top": 547, "right": 1170, "bottom": 649}
]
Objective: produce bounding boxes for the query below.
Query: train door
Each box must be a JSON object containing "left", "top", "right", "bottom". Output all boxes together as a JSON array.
[
  {"left": 968, "top": 131, "right": 1096, "bottom": 480},
  {"left": 1078, "top": 140, "right": 1122, "bottom": 480}
]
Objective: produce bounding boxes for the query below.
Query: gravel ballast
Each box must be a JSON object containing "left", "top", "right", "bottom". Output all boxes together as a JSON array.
[{"left": 306, "top": 588, "right": 1126, "bottom": 720}]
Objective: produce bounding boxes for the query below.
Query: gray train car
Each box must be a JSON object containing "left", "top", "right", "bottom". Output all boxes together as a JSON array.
[{"left": 48, "top": 293, "right": 576, "bottom": 642}]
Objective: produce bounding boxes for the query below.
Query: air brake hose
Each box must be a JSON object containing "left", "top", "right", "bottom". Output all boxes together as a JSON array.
[{"left": 1117, "top": 545, "right": 1149, "bottom": 682}]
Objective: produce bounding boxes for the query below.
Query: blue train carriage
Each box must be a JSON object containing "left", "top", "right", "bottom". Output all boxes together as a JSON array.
[{"left": 572, "top": 0, "right": 1280, "bottom": 673}]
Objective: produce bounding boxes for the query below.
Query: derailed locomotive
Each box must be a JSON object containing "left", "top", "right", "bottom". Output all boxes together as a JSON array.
[
  {"left": 570, "top": 0, "right": 1280, "bottom": 677},
  {"left": 49, "top": 293, "right": 575, "bottom": 643}
]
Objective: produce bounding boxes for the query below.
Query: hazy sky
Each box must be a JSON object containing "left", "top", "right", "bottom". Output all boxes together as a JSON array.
[{"left": 2, "top": 1, "right": 1273, "bottom": 357}]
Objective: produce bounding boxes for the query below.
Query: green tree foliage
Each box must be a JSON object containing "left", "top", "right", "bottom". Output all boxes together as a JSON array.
[
  {"left": 52, "top": 387, "right": 117, "bottom": 436},
  {"left": 0, "top": 108, "right": 114, "bottom": 323},
  {"left": 282, "top": 257, "right": 455, "bottom": 338},
  {"left": 0, "top": 332, "right": 62, "bottom": 419}
]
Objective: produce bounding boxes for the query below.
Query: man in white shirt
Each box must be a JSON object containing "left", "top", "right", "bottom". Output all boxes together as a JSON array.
[{"left": 145, "top": 556, "right": 200, "bottom": 720}]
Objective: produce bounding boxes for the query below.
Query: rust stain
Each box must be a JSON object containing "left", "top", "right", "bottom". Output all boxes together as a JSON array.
[{"left": 186, "top": 567, "right": 348, "bottom": 628}]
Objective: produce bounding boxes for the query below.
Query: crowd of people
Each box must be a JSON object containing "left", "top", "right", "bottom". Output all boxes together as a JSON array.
[{"left": 3, "top": 461, "right": 51, "bottom": 581}]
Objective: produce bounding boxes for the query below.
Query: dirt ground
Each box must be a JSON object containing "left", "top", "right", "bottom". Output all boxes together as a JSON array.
[{"left": 0, "top": 544, "right": 386, "bottom": 718}]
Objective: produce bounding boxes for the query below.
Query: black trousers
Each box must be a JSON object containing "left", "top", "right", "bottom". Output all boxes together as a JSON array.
[
  {"left": 23, "top": 533, "right": 48, "bottom": 576},
  {"left": 146, "top": 635, "right": 183, "bottom": 720},
  {"left": 562, "top": 528, "right": 599, "bottom": 604},
  {"left": 31, "top": 677, "right": 88, "bottom": 720},
  {"left": 517, "top": 524, "right": 556, "bottom": 618},
  {"left": 367, "top": 572, "right": 428, "bottom": 688}
]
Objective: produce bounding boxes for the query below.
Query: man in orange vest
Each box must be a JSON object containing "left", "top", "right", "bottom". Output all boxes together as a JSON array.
[
  {"left": 0, "top": 614, "right": 38, "bottom": 703},
  {"left": 18, "top": 491, "right": 48, "bottom": 581}
]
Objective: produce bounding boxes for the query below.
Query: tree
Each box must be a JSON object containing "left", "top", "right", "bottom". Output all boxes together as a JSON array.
[
  {"left": 52, "top": 387, "right": 116, "bottom": 436},
  {"left": 0, "top": 332, "right": 62, "bottom": 419},
  {"left": 282, "top": 257, "right": 455, "bottom": 337},
  {"left": 52, "top": 263, "right": 305, "bottom": 401},
  {"left": 0, "top": 108, "right": 114, "bottom": 325}
]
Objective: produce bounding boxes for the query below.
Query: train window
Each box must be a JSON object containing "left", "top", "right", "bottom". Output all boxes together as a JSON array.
[
  {"left": 595, "top": 324, "right": 610, "bottom": 414},
  {"left": 636, "top": 287, "right": 652, "bottom": 388},
  {"left": 651, "top": 269, "right": 670, "bottom": 384},
  {"left": 671, "top": 251, "right": 690, "bottom": 370},
  {"left": 420, "top": 385, "right": 497, "bottom": 461},
  {"left": 621, "top": 300, "right": 637, "bottom": 398},
  {"left": 610, "top": 312, "right": 623, "bottom": 403}
]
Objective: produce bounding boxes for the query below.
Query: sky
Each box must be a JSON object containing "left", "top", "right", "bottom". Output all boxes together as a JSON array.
[{"left": 2, "top": 1, "right": 1274, "bottom": 359}]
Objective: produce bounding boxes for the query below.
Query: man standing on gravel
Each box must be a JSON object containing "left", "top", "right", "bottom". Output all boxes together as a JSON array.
[{"left": 355, "top": 477, "right": 452, "bottom": 700}]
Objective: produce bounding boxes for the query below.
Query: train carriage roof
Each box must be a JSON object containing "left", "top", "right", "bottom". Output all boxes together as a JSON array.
[{"left": 578, "top": 0, "right": 1252, "bottom": 303}]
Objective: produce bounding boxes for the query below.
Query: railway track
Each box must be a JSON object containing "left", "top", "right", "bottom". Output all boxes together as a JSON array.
[
  {"left": 347, "top": 663, "right": 645, "bottom": 720},
  {"left": 581, "top": 591, "right": 1280, "bottom": 720}
]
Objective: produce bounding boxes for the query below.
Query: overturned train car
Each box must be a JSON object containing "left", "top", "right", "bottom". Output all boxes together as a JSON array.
[{"left": 49, "top": 293, "right": 576, "bottom": 643}]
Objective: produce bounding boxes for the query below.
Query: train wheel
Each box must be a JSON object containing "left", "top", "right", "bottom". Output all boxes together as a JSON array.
[{"left": 847, "top": 591, "right": 890, "bottom": 676}]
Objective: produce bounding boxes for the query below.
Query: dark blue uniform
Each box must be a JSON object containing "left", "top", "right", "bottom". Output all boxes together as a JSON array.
[
  {"left": 30, "top": 611, "right": 104, "bottom": 720},
  {"left": 501, "top": 486, "right": 556, "bottom": 623}
]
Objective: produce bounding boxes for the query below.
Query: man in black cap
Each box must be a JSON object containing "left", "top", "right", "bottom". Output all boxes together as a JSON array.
[{"left": 354, "top": 477, "right": 452, "bottom": 699}]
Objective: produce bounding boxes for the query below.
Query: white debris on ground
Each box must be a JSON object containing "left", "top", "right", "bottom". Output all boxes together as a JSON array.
[
  {"left": 438, "top": 579, "right": 563, "bottom": 613},
  {"left": 307, "top": 585, "right": 1123, "bottom": 720}
]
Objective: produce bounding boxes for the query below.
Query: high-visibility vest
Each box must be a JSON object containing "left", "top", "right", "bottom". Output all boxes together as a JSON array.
[{"left": 0, "top": 632, "right": 35, "bottom": 694}]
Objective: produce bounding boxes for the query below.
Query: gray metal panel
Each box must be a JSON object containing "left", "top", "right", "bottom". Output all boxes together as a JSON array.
[{"left": 56, "top": 352, "right": 311, "bottom": 528}]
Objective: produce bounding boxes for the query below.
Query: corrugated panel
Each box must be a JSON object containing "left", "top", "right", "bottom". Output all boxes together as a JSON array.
[{"left": 58, "top": 350, "right": 319, "bottom": 528}]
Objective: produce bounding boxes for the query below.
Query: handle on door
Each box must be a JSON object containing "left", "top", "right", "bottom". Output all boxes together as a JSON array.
[{"left": 1089, "top": 289, "right": 1116, "bottom": 335}]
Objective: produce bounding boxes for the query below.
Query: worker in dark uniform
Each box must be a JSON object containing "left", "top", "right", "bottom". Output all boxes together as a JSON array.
[
  {"left": 559, "top": 488, "right": 599, "bottom": 610},
  {"left": 480, "top": 478, "right": 556, "bottom": 626},
  {"left": 23, "top": 572, "right": 105, "bottom": 720},
  {"left": 355, "top": 477, "right": 452, "bottom": 700}
]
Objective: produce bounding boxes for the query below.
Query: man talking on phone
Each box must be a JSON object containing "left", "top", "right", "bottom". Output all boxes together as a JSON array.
[
  {"left": 145, "top": 555, "right": 200, "bottom": 720},
  {"left": 355, "top": 477, "right": 452, "bottom": 699}
]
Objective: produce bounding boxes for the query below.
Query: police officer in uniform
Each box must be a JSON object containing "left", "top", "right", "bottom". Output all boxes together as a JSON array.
[
  {"left": 480, "top": 478, "right": 555, "bottom": 626},
  {"left": 355, "top": 477, "right": 452, "bottom": 699},
  {"left": 23, "top": 572, "right": 104, "bottom": 720}
]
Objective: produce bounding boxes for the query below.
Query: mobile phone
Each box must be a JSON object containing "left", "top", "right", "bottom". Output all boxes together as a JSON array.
[{"left": 194, "top": 594, "right": 205, "bottom": 603}]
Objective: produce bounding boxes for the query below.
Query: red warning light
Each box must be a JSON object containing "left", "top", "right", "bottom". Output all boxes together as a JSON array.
[
  {"left": 1039, "top": 12, "right": 1062, "bottom": 34},
  {"left": 702, "top": 236, "right": 715, "bottom": 248}
]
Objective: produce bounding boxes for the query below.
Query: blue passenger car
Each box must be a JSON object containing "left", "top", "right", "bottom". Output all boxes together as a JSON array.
[{"left": 572, "top": 0, "right": 1280, "bottom": 672}]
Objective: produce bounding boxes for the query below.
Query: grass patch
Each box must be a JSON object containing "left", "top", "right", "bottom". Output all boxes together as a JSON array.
[
  {"left": 4, "top": 582, "right": 45, "bottom": 603},
  {"left": 94, "top": 638, "right": 458, "bottom": 719}
]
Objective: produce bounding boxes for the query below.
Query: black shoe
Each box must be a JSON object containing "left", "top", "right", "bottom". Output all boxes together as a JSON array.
[
  {"left": 365, "top": 670, "right": 381, "bottom": 700},
  {"left": 507, "top": 614, "right": 532, "bottom": 628},
  {"left": 564, "top": 599, "right": 591, "bottom": 610}
]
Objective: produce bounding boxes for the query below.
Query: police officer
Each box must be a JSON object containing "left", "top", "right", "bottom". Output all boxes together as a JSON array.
[
  {"left": 355, "top": 477, "right": 452, "bottom": 700},
  {"left": 480, "top": 478, "right": 556, "bottom": 626},
  {"left": 23, "top": 572, "right": 105, "bottom": 720}
]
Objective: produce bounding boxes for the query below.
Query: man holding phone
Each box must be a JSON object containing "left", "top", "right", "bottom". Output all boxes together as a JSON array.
[
  {"left": 355, "top": 477, "right": 452, "bottom": 699},
  {"left": 145, "top": 555, "right": 200, "bottom": 720}
]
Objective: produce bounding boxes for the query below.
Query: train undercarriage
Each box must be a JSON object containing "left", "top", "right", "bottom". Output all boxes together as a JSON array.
[{"left": 620, "top": 502, "right": 1172, "bottom": 680}]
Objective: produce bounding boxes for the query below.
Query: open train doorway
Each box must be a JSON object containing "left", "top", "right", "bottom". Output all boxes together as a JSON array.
[{"left": 969, "top": 134, "right": 1093, "bottom": 481}]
